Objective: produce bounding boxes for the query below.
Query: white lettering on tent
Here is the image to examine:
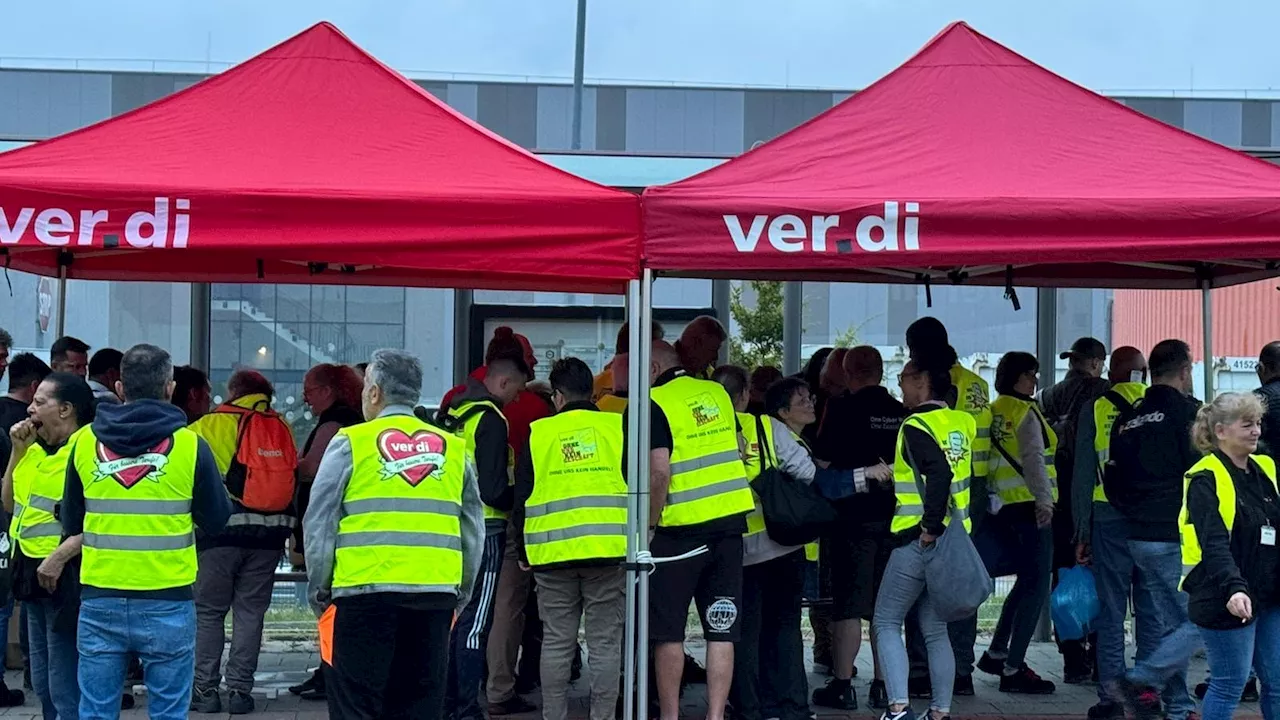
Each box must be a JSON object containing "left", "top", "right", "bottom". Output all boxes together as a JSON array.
[
  {"left": 811, "top": 215, "right": 839, "bottom": 252},
  {"left": 77, "top": 210, "right": 108, "bottom": 247},
  {"left": 125, "top": 197, "right": 170, "bottom": 249},
  {"left": 856, "top": 202, "right": 899, "bottom": 252},
  {"left": 768, "top": 215, "right": 806, "bottom": 252},
  {"left": 34, "top": 208, "right": 74, "bottom": 246},
  {"left": 726, "top": 203, "right": 921, "bottom": 254},
  {"left": 0, "top": 199, "right": 191, "bottom": 247},
  {"left": 0, "top": 207, "right": 33, "bottom": 245},
  {"left": 904, "top": 202, "right": 920, "bottom": 250},
  {"left": 173, "top": 198, "right": 190, "bottom": 248},
  {"left": 724, "top": 214, "right": 767, "bottom": 252}
]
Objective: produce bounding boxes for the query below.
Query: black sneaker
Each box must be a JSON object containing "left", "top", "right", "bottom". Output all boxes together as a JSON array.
[
  {"left": 121, "top": 694, "right": 135, "bottom": 711},
  {"left": 1063, "top": 661, "right": 1092, "bottom": 685},
  {"left": 878, "top": 709, "right": 917, "bottom": 720},
  {"left": 1116, "top": 678, "right": 1163, "bottom": 720},
  {"left": 1194, "top": 681, "right": 1208, "bottom": 700},
  {"left": 489, "top": 697, "right": 538, "bottom": 715},
  {"left": 908, "top": 676, "right": 931, "bottom": 699},
  {"left": 190, "top": 686, "right": 221, "bottom": 714},
  {"left": 228, "top": 690, "right": 255, "bottom": 715},
  {"left": 1086, "top": 700, "right": 1124, "bottom": 719},
  {"left": 953, "top": 674, "right": 975, "bottom": 697},
  {"left": 976, "top": 651, "right": 1007, "bottom": 677},
  {"left": 0, "top": 684, "right": 22, "bottom": 708},
  {"left": 1243, "top": 677, "right": 1260, "bottom": 703},
  {"left": 998, "top": 666, "right": 1056, "bottom": 695},
  {"left": 869, "top": 679, "right": 889, "bottom": 710},
  {"left": 811, "top": 679, "right": 857, "bottom": 710}
]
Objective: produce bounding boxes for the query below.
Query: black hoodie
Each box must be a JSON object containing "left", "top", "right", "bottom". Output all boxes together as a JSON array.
[
  {"left": 445, "top": 378, "right": 514, "bottom": 532},
  {"left": 62, "top": 399, "right": 233, "bottom": 600}
]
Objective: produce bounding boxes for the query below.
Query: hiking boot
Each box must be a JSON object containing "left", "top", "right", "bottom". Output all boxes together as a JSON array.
[
  {"left": 811, "top": 679, "right": 857, "bottom": 710},
  {"left": 1116, "top": 678, "right": 1163, "bottom": 720},
  {"left": 1086, "top": 700, "right": 1124, "bottom": 719},
  {"left": 953, "top": 674, "right": 975, "bottom": 697},
  {"left": 908, "top": 676, "right": 931, "bottom": 699},
  {"left": 228, "top": 690, "right": 255, "bottom": 715},
  {"left": 1243, "top": 677, "right": 1261, "bottom": 703},
  {"left": 869, "top": 679, "right": 889, "bottom": 710},
  {"left": 976, "top": 651, "right": 1006, "bottom": 677},
  {"left": 190, "top": 686, "right": 221, "bottom": 714},
  {"left": 489, "top": 697, "right": 538, "bottom": 715},
  {"left": 998, "top": 665, "right": 1056, "bottom": 694}
]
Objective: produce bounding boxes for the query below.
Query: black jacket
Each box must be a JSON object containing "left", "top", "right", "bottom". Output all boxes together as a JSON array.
[
  {"left": 446, "top": 380, "right": 514, "bottom": 530},
  {"left": 815, "top": 386, "right": 907, "bottom": 531},
  {"left": 1257, "top": 380, "right": 1280, "bottom": 463},
  {"left": 1183, "top": 451, "right": 1280, "bottom": 629},
  {"left": 1103, "top": 385, "right": 1200, "bottom": 542}
]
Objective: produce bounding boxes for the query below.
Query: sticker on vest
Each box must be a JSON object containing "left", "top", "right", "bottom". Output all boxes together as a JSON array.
[
  {"left": 944, "top": 430, "right": 970, "bottom": 467},
  {"left": 376, "top": 429, "right": 447, "bottom": 486},
  {"left": 1263, "top": 526, "right": 1276, "bottom": 547},
  {"left": 685, "top": 393, "right": 722, "bottom": 428},
  {"left": 705, "top": 598, "right": 738, "bottom": 632},
  {"left": 94, "top": 438, "right": 173, "bottom": 488},
  {"left": 558, "top": 429, "right": 598, "bottom": 464}
]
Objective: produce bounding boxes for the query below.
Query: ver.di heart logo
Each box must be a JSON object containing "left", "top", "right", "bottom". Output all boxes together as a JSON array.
[
  {"left": 376, "top": 429, "right": 447, "bottom": 486},
  {"left": 96, "top": 437, "right": 174, "bottom": 489}
]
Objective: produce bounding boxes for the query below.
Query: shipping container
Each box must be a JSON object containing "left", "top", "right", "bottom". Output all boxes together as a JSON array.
[{"left": 1112, "top": 280, "right": 1280, "bottom": 362}]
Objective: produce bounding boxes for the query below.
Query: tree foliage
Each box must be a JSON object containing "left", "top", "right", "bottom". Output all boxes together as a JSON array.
[{"left": 729, "top": 280, "right": 784, "bottom": 370}]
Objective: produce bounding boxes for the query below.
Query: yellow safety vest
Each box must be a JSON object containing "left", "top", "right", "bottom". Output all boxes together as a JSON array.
[
  {"left": 525, "top": 410, "right": 627, "bottom": 567},
  {"left": 1092, "top": 382, "right": 1147, "bottom": 502},
  {"left": 10, "top": 434, "right": 78, "bottom": 559},
  {"left": 1178, "top": 453, "right": 1278, "bottom": 581},
  {"left": 651, "top": 375, "right": 755, "bottom": 527},
  {"left": 446, "top": 399, "right": 512, "bottom": 521},
  {"left": 73, "top": 427, "right": 198, "bottom": 591},
  {"left": 989, "top": 395, "right": 1059, "bottom": 505},
  {"left": 951, "top": 365, "right": 992, "bottom": 482},
  {"left": 890, "top": 408, "right": 976, "bottom": 534},
  {"left": 738, "top": 412, "right": 819, "bottom": 560},
  {"left": 597, "top": 394, "right": 628, "bottom": 414},
  {"left": 333, "top": 414, "right": 465, "bottom": 591}
]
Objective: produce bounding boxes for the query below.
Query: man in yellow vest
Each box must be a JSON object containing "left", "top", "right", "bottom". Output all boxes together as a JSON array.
[
  {"left": 593, "top": 321, "right": 664, "bottom": 404},
  {"left": 304, "top": 348, "right": 485, "bottom": 719},
  {"left": 641, "top": 341, "right": 755, "bottom": 720},
  {"left": 439, "top": 358, "right": 527, "bottom": 720},
  {"left": 675, "top": 316, "right": 727, "bottom": 380},
  {"left": 597, "top": 351, "right": 630, "bottom": 414},
  {"left": 60, "top": 343, "right": 232, "bottom": 720},
  {"left": 511, "top": 357, "right": 627, "bottom": 720}
]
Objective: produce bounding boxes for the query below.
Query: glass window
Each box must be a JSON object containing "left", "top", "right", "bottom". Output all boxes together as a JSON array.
[
  {"left": 345, "top": 287, "right": 405, "bottom": 324},
  {"left": 1183, "top": 100, "right": 1242, "bottom": 147}
]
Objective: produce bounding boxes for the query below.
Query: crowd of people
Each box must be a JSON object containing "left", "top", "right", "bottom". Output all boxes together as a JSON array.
[{"left": 0, "top": 315, "right": 1277, "bottom": 720}]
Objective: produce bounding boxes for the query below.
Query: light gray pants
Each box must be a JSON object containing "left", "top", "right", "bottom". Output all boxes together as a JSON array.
[
  {"left": 535, "top": 566, "right": 626, "bottom": 720},
  {"left": 193, "top": 546, "right": 281, "bottom": 692},
  {"left": 873, "top": 540, "right": 955, "bottom": 715}
]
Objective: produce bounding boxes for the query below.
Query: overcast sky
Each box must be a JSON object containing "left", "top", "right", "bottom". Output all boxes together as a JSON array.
[{"left": 3, "top": 1, "right": 1280, "bottom": 94}]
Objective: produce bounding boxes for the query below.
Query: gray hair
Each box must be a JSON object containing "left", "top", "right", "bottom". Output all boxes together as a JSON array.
[
  {"left": 119, "top": 343, "right": 173, "bottom": 401},
  {"left": 367, "top": 349, "right": 422, "bottom": 406},
  {"left": 0, "top": 327, "right": 11, "bottom": 351}
]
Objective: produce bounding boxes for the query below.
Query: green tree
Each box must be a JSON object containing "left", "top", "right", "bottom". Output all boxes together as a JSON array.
[{"left": 729, "top": 280, "right": 784, "bottom": 369}]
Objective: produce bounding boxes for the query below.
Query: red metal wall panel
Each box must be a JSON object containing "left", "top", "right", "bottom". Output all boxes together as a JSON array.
[{"left": 1112, "top": 280, "right": 1280, "bottom": 362}]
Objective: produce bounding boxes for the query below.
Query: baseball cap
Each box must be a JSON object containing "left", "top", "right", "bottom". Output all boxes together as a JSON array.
[{"left": 1059, "top": 337, "right": 1106, "bottom": 361}]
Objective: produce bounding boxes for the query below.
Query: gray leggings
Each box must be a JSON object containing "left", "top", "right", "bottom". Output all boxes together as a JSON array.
[{"left": 872, "top": 540, "right": 955, "bottom": 715}]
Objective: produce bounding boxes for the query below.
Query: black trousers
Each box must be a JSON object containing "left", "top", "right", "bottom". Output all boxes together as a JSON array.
[
  {"left": 327, "top": 595, "right": 453, "bottom": 720},
  {"left": 730, "top": 550, "right": 809, "bottom": 720}
]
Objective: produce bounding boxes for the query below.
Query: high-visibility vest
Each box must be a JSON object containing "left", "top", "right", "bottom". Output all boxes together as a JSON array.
[
  {"left": 651, "top": 375, "right": 754, "bottom": 527},
  {"left": 890, "top": 408, "right": 976, "bottom": 534},
  {"left": 10, "top": 434, "right": 77, "bottom": 559},
  {"left": 739, "top": 412, "right": 819, "bottom": 560},
  {"left": 951, "top": 365, "right": 992, "bottom": 481},
  {"left": 1092, "top": 382, "right": 1147, "bottom": 502},
  {"left": 445, "top": 399, "right": 513, "bottom": 521},
  {"left": 73, "top": 427, "right": 198, "bottom": 591},
  {"left": 989, "top": 395, "right": 1059, "bottom": 505},
  {"left": 333, "top": 414, "right": 465, "bottom": 591},
  {"left": 597, "top": 394, "right": 628, "bottom": 414},
  {"left": 524, "top": 410, "right": 627, "bottom": 567},
  {"left": 1178, "top": 452, "right": 1278, "bottom": 582}
]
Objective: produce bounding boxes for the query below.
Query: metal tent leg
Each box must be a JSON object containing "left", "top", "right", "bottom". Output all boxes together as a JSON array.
[
  {"left": 1202, "top": 281, "right": 1214, "bottom": 400},
  {"left": 55, "top": 264, "right": 68, "bottom": 338},
  {"left": 783, "top": 281, "right": 803, "bottom": 374},
  {"left": 623, "top": 269, "right": 654, "bottom": 720}
]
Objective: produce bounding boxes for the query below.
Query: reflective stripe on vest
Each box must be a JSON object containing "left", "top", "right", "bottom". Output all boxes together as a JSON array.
[
  {"left": 890, "top": 408, "right": 976, "bottom": 534},
  {"left": 225, "top": 513, "right": 297, "bottom": 529},
  {"left": 651, "top": 376, "right": 754, "bottom": 527},
  {"left": 446, "top": 399, "right": 512, "bottom": 521},
  {"left": 951, "top": 366, "right": 992, "bottom": 481},
  {"left": 1092, "top": 383, "right": 1147, "bottom": 503},
  {"left": 74, "top": 427, "right": 198, "bottom": 591},
  {"left": 989, "top": 395, "right": 1059, "bottom": 505},
  {"left": 1179, "top": 453, "right": 1278, "bottom": 581},
  {"left": 524, "top": 409, "right": 627, "bottom": 567},
  {"left": 11, "top": 436, "right": 75, "bottom": 558},
  {"left": 333, "top": 414, "right": 465, "bottom": 591}
]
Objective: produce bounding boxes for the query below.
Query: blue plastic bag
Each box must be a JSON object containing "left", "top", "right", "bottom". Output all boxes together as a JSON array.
[{"left": 1051, "top": 565, "right": 1100, "bottom": 641}]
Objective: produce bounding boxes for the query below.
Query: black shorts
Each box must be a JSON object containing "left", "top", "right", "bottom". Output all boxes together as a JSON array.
[
  {"left": 827, "top": 530, "right": 891, "bottom": 622},
  {"left": 648, "top": 532, "right": 744, "bottom": 643}
]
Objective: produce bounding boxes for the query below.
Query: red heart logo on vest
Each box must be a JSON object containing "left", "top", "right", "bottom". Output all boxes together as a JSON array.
[
  {"left": 376, "top": 429, "right": 447, "bottom": 486},
  {"left": 96, "top": 437, "right": 174, "bottom": 489}
]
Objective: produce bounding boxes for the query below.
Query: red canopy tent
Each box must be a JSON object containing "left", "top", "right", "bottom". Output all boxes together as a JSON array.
[
  {"left": 642, "top": 22, "right": 1280, "bottom": 290},
  {"left": 0, "top": 22, "right": 640, "bottom": 294}
]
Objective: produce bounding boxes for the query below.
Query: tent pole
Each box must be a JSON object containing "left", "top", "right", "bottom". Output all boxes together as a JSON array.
[
  {"left": 622, "top": 277, "right": 642, "bottom": 720},
  {"left": 783, "top": 281, "right": 802, "bottom": 374},
  {"left": 1202, "top": 281, "right": 1214, "bottom": 400},
  {"left": 55, "top": 263, "right": 68, "bottom": 338},
  {"left": 1032, "top": 287, "right": 1057, "bottom": 643},
  {"left": 635, "top": 268, "right": 654, "bottom": 720},
  {"left": 712, "top": 279, "right": 732, "bottom": 365}
]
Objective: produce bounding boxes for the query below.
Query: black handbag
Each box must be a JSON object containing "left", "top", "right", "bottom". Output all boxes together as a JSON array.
[{"left": 749, "top": 416, "right": 836, "bottom": 546}]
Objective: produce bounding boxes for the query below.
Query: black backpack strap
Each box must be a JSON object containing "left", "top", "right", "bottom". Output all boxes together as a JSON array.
[
  {"left": 1102, "top": 390, "right": 1134, "bottom": 416},
  {"left": 755, "top": 415, "right": 776, "bottom": 471},
  {"left": 992, "top": 434, "right": 1025, "bottom": 478}
]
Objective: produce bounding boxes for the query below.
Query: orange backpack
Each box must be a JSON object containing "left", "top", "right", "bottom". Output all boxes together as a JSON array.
[{"left": 216, "top": 403, "right": 299, "bottom": 513}]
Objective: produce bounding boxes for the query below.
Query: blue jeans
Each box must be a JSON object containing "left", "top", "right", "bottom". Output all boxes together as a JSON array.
[
  {"left": 77, "top": 597, "right": 196, "bottom": 720},
  {"left": 446, "top": 530, "right": 505, "bottom": 720},
  {"left": 1200, "top": 605, "right": 1280, "bottom": 720},
  {"left": 28, "top": 599, "right": 79, "bottom": 720},
  {"left": 1127, "top": 540, "right": 1197, "bottom": 720},
  {"left": 872, "top": 540, "right": 955, "bottom": 715}
]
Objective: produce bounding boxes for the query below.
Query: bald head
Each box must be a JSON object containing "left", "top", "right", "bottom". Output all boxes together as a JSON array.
[
  {"left": 678, "top": 316, "right": 727, "bottom": 372},
  {"left": 843, "top": 346, "right": 884, "bottom": 390},
  {"left": 611, "top": 352, "right": 630, "bottom": 393},
  {"left": 651, "top": 340, "right": 682, "bottom": 380},
  {"left": 1108, "top": 346, "right": 1147, "bottom": 384}
]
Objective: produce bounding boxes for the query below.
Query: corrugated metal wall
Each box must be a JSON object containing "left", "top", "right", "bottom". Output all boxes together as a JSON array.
[{"left": 1112, "top": 280, "right": 1280, "bottom": 361}]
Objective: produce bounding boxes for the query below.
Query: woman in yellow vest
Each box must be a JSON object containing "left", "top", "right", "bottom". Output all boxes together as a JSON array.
[
  {"left": 961, "top": 352, "right": 1058, "bottom": 694},
  {"left": 1180, "top": 392, "right": 1280, "bottom": 720},
  {"left": 872, "top": 357, "right": 977, "bottom": 720},
  {"left": 2, "top": 372, "right": 94, "bottom": 719}
]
